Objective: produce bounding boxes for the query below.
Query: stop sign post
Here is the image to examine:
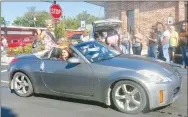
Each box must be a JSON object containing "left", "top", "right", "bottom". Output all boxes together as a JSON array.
[{"left": 50, "top": 3, "right": 62, "bottom": 23}]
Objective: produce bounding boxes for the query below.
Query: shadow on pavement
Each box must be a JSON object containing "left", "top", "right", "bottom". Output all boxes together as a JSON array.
[
  {"left": 34, "top": 94, "right": 109, "bottom": 109},
  {"left": 1, "top": 107, "right": 17, "bottom": 117}
]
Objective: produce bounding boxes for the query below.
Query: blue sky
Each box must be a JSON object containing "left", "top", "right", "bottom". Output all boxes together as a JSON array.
[{"left": 1, "top": 2, "right": 104, "bottom": 24}]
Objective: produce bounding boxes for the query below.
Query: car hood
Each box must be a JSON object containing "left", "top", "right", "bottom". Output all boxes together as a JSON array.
[{"left": 96, "top": 54, "right": 176, "bottom": 77}]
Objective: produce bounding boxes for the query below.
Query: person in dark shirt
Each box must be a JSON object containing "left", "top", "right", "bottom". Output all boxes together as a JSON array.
[
  {"left": 179, "top": 22, "right": 188, "bottom": 68},
  {"left": 147, "top": 26, "right": 158, "bottom": 58}
]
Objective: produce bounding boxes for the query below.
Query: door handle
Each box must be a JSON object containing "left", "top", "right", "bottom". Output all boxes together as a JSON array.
[{"left": 40, "top": 62, "right": 44, "bottom": 71}]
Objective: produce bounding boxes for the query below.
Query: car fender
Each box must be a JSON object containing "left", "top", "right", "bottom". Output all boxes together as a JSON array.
[
  {"left": 9, "top": 60, "right": 42, "bottom": 94},
  {"left": 103, "top": 70, "right": 151, "bottom": 106}
]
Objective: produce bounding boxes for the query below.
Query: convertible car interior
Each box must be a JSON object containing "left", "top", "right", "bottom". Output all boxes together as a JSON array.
[
  {"left": 50, "top": 48, "right": 62, "bottom": 60},
  {"left": 46, "top": 47, "right": 78, "bottom": 61}
]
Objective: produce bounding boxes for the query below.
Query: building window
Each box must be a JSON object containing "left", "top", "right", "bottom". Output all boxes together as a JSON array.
[{"left": 127, "top": 10, "right": 134, "bottom": 34}]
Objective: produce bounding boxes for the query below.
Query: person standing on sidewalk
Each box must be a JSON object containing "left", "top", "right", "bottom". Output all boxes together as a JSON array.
[
  {"left": 161, "top": 24, "right": 170, "bottom": 63},
  {"left": 147, "top": 26, "right": 158, "bottom": 58},
  {"left": 169, "top": 26, "right": 179, "bottom": 63},
  {"left": 156, "top": 22, "right": 165, "bottom": 60},
  {"left": 120, "top": 30, "right": 131, "bottom": 54},
  {"left": 1, "top": 36, "right": 8, "bottom": 56},
  {"left": 106, "top": 30, "right": 119, "bottom": 50},
  {"left": 179, "top": 22, "right": 188, "bottom": 68},
  {"left": 132, "top": 29, "right": 143, "bottom": 55},
  {"left": 81, "top": 31, "right": 90, "bottom": 42}
]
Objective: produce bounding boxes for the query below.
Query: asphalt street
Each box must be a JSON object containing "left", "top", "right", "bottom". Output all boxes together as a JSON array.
[{"left": 1, "top": 64, "right": 187, "bottom": 117}]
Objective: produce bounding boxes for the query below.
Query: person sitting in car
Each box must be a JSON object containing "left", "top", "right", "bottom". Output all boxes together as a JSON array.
[{"left": 59, "top": 47, "right": 71, "bottom": 61}]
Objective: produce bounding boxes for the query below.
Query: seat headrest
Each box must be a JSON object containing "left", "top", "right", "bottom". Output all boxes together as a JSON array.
[{"left": 52, "top": 48, "right": 61, "bottom": 58}]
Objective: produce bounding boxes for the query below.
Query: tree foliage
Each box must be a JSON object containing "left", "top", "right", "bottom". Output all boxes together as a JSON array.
[
  {"left": 13, "top": 11, "right": 52, "bottom": 27},
  {"left": 64, "top": 17, "right": 79, "bottom": 29},
  {"left": 1, "top": 17, "right": 5, "bottom": 25},
  {"left": 55, "top": 21, "right": 66, "bottom": 39},
  {"left": 13, "top": 10, "right": 101, "bottom": 29},
  {"left": 64, "top": 11, "right": 101, "bottom": 29},
  {"left": 76, "top": 11, "right": 100, "bottom": 24}
]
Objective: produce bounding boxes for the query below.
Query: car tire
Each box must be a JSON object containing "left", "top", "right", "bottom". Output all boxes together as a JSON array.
[
  {"left": 12, "top": 72, "right": 34, "bottom": 97},
  {"left": 111, "top": 80, "right": 148, "bottom": 114}
]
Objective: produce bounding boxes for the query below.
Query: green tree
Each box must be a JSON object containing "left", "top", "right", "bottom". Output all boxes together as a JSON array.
[
  {"left": 1, "top": 17, "right": 5, "bottom": 24},
  {"left": 64, "top": 17, "right": 79, "bottom": 29},
  {"left": 54, "top": 21, "right": 66, "bottom": 39},
  {"left": 13, "top": 11, "right": 52, "bottom": 27},
  {"left": 76, "top": 11, "right": 100, "bottom": 24},
  {"left": 13, "top": 16, "right": 28, "bottom": 26},
  {"left": 35, "top": 11, "right": 52, "bottom": 27},
  {"left": 64, "top": 11, "right": 101, "bottom": 29}
]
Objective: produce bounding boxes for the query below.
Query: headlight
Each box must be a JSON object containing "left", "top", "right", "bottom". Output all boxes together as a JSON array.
[{"left": 137, "top": 70, "right": 171, "bottom": 83}]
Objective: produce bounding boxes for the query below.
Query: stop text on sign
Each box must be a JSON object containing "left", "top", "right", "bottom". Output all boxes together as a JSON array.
[{"left": 51, "top": 8, "right": 61, "bottom": 15}]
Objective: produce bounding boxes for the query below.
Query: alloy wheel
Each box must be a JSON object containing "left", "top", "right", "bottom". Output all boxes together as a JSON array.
[
  {"left": 114, "top": 84, "right": 142, "bottom": 112},
  {"left": 13, "top": 72, "right": 33, "bottom": 97}
]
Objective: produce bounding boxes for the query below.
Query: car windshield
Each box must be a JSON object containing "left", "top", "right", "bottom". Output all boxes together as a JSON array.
[{"left": 74, "top": 41, "right": 121, "bottom": 63}]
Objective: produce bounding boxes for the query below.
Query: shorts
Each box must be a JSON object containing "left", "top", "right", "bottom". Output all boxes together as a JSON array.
[{"left": 169, "top": 47, "right": 176, "bottom": 53}]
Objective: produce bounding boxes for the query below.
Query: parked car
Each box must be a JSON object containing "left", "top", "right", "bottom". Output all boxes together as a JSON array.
[
  {"left": 22, "top": 36, "right": 35, "bottom": 47},
  {"left": 69, "top": 34, "right": 83, "bottom": 45},
  {"left": 8, "top": 36, "right": 35, "bottom": 48},
  {"left": 90, "top": 19, "right": 122, "bottom": 42},
  {"left": 8, "top": 39, "right": 22, "bottom": 48},
  {"left": 8, "top": 41, "right": 182, "bottom": 114}
]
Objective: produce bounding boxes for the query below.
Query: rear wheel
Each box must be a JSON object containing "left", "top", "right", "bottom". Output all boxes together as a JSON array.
[
  {"left": 12, "top": 72, "right": 33, "bottom": 97},
  {"left": 111, "top": 81, "right": 147, "bottom": 114}
]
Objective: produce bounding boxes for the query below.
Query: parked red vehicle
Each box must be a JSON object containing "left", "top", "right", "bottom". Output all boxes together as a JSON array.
[
  {"left": 22, "top": 36, "right": 35, "bottom": 47},
  {"left": 8, "top": 37, "right": 35, "bottom": 48},
  {"left": 1, "top": 26, "right": 45, "bottom": 48},
  {"left": 8, "top": 39, "right": 22, "bottom": 48}
]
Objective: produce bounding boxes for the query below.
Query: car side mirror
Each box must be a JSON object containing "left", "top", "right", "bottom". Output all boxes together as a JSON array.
[{"left": 67, "top": 57, "right": 81, "bottom": 64}]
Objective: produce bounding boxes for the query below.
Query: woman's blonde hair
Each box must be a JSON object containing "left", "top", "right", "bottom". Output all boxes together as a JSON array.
[{"left": 45, "top": 19, "right": 53, "bottom": 26}]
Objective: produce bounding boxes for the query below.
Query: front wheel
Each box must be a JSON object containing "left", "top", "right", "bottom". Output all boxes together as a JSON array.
[
  {"left": 111, "top": 81, "right": 148, "bottom": 114},
  {"left": 12, "top": 72, "right": 34, "bottom": 97}
]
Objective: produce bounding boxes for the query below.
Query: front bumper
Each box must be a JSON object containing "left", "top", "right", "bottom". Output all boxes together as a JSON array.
[{"left": 146, "top": 71, "right": 182, "bottom": 110}]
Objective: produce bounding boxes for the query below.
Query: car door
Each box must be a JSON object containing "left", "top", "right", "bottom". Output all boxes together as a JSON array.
[{"left": 40, "top": 48, "right": 95, "bottom": 96}]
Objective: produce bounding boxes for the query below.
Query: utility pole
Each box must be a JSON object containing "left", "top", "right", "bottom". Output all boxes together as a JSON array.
[{"left": 53, "top": 0, "right": 57, "bottom": 36}]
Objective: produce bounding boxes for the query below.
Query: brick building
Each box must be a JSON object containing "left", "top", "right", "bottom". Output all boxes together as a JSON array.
[
  {"left": 90, "top": 1, "right": 187, "bottom": 32},
  {"left": 89, "top": 1, "right": 187, "bottom": 46}
]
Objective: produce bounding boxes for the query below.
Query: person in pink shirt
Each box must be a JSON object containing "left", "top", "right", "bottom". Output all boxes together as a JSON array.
[{"left": 106, "top": 30, "right": 120, "bottom": 50}]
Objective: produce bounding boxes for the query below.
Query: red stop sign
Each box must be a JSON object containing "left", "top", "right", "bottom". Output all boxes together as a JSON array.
[{"left": 50, "top": 4, "right": 62, "bottom": 19}]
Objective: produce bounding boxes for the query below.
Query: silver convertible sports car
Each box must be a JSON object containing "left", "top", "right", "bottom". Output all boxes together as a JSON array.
[{"left": 8, "top": 41, "right": 182, "bottom": 114}]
